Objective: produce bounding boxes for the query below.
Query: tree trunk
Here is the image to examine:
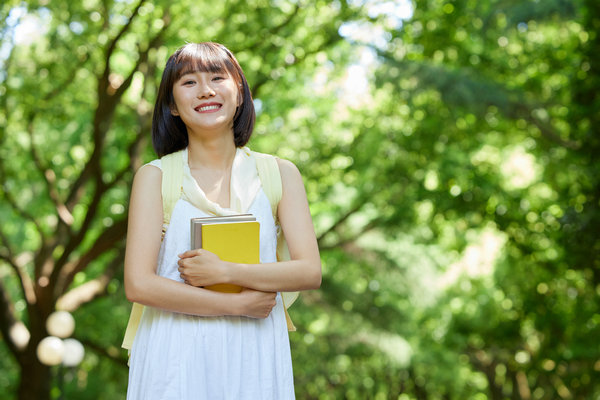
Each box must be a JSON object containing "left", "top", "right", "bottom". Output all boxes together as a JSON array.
[
  {"left": 16, "top": 349, "right": 52, "bottom": 400},
  {"left": 16, "top": 305, "right": 53, "bottom": 400}
]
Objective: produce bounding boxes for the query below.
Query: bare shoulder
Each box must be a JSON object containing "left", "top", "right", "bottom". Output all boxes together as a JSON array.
[
  {"left": 129, "top": 163, "right": 162, "bottom": 211},
  {"left": 275, "top": 158, "right": 307, "bottom": 204},
  {"left": 132, "top": 163, "right": 162, "bottom": 191},
  {"left": 275, "top": 157, "right": 302, "bottom": 184}
]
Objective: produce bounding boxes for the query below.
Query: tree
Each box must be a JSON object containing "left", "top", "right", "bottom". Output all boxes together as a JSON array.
[
  {"left": 305, "top": 0, "right": 599, "bottom": 397},
  {"left": 0, "top": 1, "right": 362, "bottom": 398}
]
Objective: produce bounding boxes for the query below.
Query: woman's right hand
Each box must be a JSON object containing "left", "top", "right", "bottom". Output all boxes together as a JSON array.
[{"left": 237, "top": 288, "right": 277, "bottom": 318}]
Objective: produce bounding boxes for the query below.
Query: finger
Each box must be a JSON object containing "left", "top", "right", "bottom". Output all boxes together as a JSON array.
[
  {"left": 178, "top": 259, "right": 191, "bottom": 267},
  {"left": 178, "top": 250, "right": 199, "bottom": 259}
]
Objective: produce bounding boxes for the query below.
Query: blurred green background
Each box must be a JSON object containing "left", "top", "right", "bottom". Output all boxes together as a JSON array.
[{"left": 1, "top": 0, "right": 599, "bottom": 399}]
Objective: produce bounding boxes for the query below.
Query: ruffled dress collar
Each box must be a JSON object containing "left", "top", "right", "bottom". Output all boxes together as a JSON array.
[{"left": 180, "top": 146, "right": 261, "bottom": 216}]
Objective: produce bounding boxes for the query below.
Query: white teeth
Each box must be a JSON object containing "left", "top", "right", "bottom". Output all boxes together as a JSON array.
[{"left": 198, "top": 105, "right": 220, "bottom": 111}]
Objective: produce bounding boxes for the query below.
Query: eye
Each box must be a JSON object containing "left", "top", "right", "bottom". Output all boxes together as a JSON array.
[
  {"left": 212, "top": 75, "right": 226, "bottom": 81},
  {"left": 178, "top": 75, "right": 196, "bottom": 85}
]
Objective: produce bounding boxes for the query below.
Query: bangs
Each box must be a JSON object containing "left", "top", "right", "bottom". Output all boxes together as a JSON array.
[{"left": 173, "top": 43, "right": 235, "bottom": 79}]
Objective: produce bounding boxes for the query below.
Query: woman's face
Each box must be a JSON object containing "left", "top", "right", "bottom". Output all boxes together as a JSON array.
[{"left": 170, "top": 69, "right": 240, "bottom": 136}]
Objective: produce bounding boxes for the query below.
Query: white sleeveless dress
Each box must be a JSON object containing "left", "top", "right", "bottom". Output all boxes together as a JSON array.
[{"left": 126, "top": 160, "right": 295, "bottom": 400}]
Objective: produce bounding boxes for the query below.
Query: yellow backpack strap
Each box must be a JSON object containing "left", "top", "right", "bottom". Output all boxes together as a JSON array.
[
  {"left": 122, "top": 150, "right": 184, "bottom": 351},
  {"left": 121, "top": 303, "right": 144, "bottom": 351},
  {"left": 161, "top": 150, "right": 185, "bottom": 226},
  {"left": 252, "top": 151, "right": 281, "bottom": 220},
  {"left": 253, "top": 150, "right": 299, "bottom": 331}
]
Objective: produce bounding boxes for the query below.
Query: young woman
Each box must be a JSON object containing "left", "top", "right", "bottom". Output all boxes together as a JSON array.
[{"left": 124, "top": 42, "right": 321, "bottom": 399}]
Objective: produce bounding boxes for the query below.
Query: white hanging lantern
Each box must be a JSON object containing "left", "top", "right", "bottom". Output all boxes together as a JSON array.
[
  {"left": 9, "top": 321, "right": 31, "bottom": 350},
  {"left": 62, "top": 338, "right": 85, "bottom": 367},
  {"left": 36, "top": 336, "right": 64, "bottom": 366},
  {"left": 46, "top": 311, "right": 75, "bottom": 338}
]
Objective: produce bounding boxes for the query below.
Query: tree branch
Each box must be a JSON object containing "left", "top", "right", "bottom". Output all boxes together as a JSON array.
[
  {"left": 54, "top": 22, "right": 168, "bottom": 282},
  {"left": 52, "top": 22, "right": 166, "bottom": 283},
  {"left": 0, "top": 165, "right": 45, "bottom": 236},
  {"left": 56, "top": 218, "right": 128, "bottom": 298},
  {"left": 373, "top": 51, "right": 581, "bottom": 151},
  {"left": 516, "top": 105, "right": 580, "bottom": 150},
  {"left": 0, "top": 228, "right": 36, "bottom": 305},
  {"left": 41, "top": 52, "right": 91, "bottom": 103},
  {"left": 56, "top": 247, "right": 125, "bottom": 311},
  {"left": 112, "top": 108, "right": 151, "bottom": 184},
  {"left": 317, "top": 199, "right": 367, "bottom": 244},
  {"left": 101, "top": 0, "right": 147, "bottom": 91},
  {"left": 465, "top": 346, "right": 504, "bottom": 400},
  {"left": 317, "top": 217, "right": 381, "bottom": 251},
  {"left": 53, "top": 180, "right": 106, "bottom": 280},
  {"left": 65, "top": 0, "right": 148, "bottom": 212},
  {"left": 230, "top": 3, "right": 302, "bottom": 55},
  {"left": 113, "top": 27, "right": 165, "bottom": 101},
  {"left": 251, "top": 30, "right": 343, "bottom": 97},
  {"left": 78, "top": 337, "right": 129, "bottom": 368},
  {"left": 129, "top": 54, "right": 158, "bottom": 170},
  {"left": 0, "top": 279, "right": 24, "bottom": 361},
  {"left": 26, "top": 112, "right": 74, "bottom": 226}
]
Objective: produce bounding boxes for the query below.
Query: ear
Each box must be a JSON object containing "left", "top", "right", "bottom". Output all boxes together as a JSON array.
[{"left": 170, "top": 104, "right": 179, "bottom": 116}]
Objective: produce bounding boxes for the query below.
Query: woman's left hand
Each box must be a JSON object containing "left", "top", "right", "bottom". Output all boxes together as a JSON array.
[{"left": 177, "top": 249, "right": 228, "bottom": 287}]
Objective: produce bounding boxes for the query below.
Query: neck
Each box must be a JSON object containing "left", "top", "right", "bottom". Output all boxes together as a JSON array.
[{"left": 187, "top": 134, "right": 237, "bottom": 171}]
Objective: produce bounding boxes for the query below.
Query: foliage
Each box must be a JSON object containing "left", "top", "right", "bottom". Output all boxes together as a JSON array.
[{"left": 1, "top": 0, "right": 598, "bottom": 399}]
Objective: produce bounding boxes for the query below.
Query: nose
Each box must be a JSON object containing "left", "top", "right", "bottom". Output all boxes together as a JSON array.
[{"left": 197, "top": 78, "right": 215, "bottom": 98}]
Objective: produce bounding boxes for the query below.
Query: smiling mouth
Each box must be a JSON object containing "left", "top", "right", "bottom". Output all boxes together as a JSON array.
[{"left": 195, "top": 104, "right": 222, "bottom": 112}]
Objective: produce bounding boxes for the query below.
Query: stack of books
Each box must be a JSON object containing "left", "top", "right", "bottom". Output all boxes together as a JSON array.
[{"left": 190, "top": 215, "right": 259, "bottom": 293}]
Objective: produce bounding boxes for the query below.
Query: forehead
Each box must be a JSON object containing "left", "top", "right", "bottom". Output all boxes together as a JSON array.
[{"left": 174, "top": 45, "right": 235, "bottom": 79}]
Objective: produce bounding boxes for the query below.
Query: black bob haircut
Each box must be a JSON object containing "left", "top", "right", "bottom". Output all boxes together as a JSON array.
[{"left": 151, "top": 42, "right": 255, "bottom": 157}]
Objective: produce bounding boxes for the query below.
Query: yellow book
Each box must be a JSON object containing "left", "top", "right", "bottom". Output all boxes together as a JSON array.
[
  {"left": 199, "top": 220, "right": 260, "bottom": 293},
  {"left": 191, "top": 214, "right": 255, "bottom": 249}
]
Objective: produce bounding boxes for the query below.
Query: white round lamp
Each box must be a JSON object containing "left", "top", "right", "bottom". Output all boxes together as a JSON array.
[
  {"left": 62, "top": 338, "right": 85, "bottom": 367},
  {"left": 46, "top": 311, "right": 75, "bottom": 338},
  {"left": 37, "top": 336, "right": 65, "bottom": 366}
]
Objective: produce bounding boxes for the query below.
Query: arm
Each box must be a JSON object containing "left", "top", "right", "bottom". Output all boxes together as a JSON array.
[
  {"left": 124, "top": 164, "right": 276, "bottom": 318},
  {"left": 178, "top": 158, "right": 322, "bottom": 292}
]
